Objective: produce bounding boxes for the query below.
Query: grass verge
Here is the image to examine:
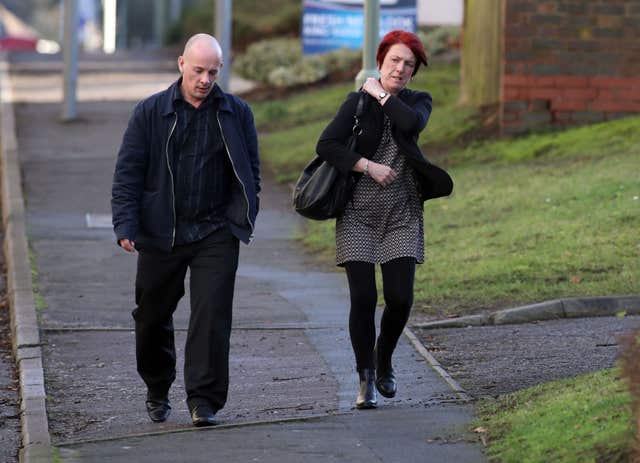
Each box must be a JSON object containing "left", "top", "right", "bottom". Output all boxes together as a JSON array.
[{"left": 476, "top": 368, "right": 633, "bottom": 463}]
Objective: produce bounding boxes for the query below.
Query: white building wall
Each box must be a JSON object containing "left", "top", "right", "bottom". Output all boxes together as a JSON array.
[{"left": 417, "top": 0, "right": 464, "bottom": 26}]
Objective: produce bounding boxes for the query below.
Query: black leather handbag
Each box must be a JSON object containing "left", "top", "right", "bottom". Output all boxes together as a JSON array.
[{"left": 292, "top": 93, "right": 365, "bottom": 220}]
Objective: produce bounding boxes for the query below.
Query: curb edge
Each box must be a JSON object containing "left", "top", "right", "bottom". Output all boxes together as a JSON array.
[
  {"left": 413, "top": 295, "right": 640, "bottom": 330},
  {"left": 0, "top": 53, "right": 54, "bottom": 463}
]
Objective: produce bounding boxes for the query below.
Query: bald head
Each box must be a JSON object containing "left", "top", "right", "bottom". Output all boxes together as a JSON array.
[
  {"left": 178, "top": 33, "right": 224, "bottom": 107},
  {"left": 182, "top": 33, "right": 223, "bottom": 62}
]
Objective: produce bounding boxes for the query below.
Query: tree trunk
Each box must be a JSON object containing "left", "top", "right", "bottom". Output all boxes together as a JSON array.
[{"left": 461, "top": 0, "right": 503, "bottom": 106}]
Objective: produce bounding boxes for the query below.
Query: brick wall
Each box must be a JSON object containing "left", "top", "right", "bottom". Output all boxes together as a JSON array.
[{"left": 501, "top": 0, "right": 640, "bottom": 134}]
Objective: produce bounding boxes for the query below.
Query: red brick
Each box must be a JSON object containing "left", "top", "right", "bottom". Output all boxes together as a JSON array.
[
  {"left": 530, "top": 87, "right": 562, "bottom": 99},
  {"left": 555, "top": 76, "right": 590, "bottom": 87},
  {"left": 504, "top": 87, "right": 523, "bottom": 100},
  {"left": 551, "top": 98, "right": 587, "bottom": 111},
  {"left": 590, "top": 99, "right": 640, "bottom": 112},
  {"left": 590, "top": 76, "right": 638, "bottom": 88},
  {"left": 538, "top": 2, "right": 556, "bottom": 13},
  {"left": 615, "top": 88, "right": 640, "bottom": 101},
  {"left": 600, "top": 16, "right": 624, "bottom": 28},
  {"left": 563, "top": 88, "right": 598, "bottom": 99},
  {"left": 597, "top": 88, "right": 616, "bottom": 100},
  {"left": 531, "top": 76, "right": 556, "bottom": 86},
  {"left": 503, "top": 74, "right": 530, "bottom": 87}
]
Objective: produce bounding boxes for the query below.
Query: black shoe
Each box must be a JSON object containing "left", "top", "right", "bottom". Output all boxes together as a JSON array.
[
  {"left": 356, "top": 368, "right": 377, "bottom": 409},
  {"left": 191, "top": 404, "right": 218, "bottom": 427},
  {"left": 375, "top": 347, "right": 397, "bottom": 398},
  {"left": 145, "top": 398, "right": 171, "bottom": 423},
  {"left": 375, "top": 368, "right": 397, "bottom": 398}
]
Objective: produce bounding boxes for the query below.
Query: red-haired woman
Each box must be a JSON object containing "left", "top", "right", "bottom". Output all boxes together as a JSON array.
[{"left": 316, "top": 30, "right": 453, "bottom": 409}]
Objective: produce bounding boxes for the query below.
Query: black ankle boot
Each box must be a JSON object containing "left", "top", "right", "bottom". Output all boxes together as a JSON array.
[
  {"left": 375, "top": 348, "right": 397, "bottom": 398},
  {"left": 356, "top": 368, "right": 377, "bottom": 409}
]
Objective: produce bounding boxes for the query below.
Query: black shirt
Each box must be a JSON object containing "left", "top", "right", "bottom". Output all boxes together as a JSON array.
[{"left": 172, "top": 82, "right": 232, "bottom": 245}]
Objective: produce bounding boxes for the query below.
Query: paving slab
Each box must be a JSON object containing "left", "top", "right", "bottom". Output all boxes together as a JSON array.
[
  {"left": 56, "top": 405, "right": 483, "bottom": 463},
  {"left": 42, "top": 329, "right": 338, "bottom": 443}
]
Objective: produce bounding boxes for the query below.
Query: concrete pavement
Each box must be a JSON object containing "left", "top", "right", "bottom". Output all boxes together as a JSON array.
[{"left": 2, "top": 51, "right": 485, "bottom": 462}]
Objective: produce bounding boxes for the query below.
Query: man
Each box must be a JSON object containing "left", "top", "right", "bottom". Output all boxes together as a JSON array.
[{"left": 111, "top": 33, "right": 260, "bottom": 427}]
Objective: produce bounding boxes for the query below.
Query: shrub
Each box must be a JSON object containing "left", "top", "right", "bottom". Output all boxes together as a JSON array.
[
  {"left": 233, "top": 38, "right": 360, "bottom": 88},
  {"left": 166, "top": 0, "right": 301, "bottom": 48},
  {"left": 418, "top": 26, "right": 461, "bottom": 57}
]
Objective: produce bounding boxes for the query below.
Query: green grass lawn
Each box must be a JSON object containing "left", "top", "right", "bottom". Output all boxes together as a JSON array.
[
  {"left": 476, "top": 368, "right": 632, "bottom": 463},
  {"left": 252, "top": 61, "right": 640, "bottom": 317},
  {"left": 416, "top": 117, "right": 640, "bottom": 315}
]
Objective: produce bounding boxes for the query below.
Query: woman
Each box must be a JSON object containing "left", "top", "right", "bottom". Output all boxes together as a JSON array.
[{"left": 316, "top": 30, "right": 453, "bottom": 409}]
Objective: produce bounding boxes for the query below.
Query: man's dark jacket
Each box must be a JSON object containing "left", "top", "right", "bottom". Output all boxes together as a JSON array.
[
  {"left": 112, "top": 80, "right": 260, "bottom": 251},
  {"left": 316, "top": 88, "right": 452, "bottom": 201}
]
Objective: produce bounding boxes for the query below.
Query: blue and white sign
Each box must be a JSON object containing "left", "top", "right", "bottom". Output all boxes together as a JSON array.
[{"left": 302, "top": 0, "right": 417, "bottom": 54}]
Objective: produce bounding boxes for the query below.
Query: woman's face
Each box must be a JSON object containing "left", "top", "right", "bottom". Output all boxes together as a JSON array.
[{"left": 379, "top": 43, "right": 416, "bottom": 94}]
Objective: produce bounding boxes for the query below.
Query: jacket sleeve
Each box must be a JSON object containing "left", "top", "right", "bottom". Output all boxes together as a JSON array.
[
  {"left": 382, "top": 90, "right": 432, "bottom": 134},
  {"left": 111, "top": 102, "right": 149, "bottom": 243},
  {"left": 315, "top": 92, "right": 363, "bottom": 174},
  {"left": 241, "top": 102, "right": 261, "bottom": 198}
]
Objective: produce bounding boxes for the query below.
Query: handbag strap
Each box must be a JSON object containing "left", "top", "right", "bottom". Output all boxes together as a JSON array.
[{"left": 352, "top": 92, "right": 365, "bottom": 136}]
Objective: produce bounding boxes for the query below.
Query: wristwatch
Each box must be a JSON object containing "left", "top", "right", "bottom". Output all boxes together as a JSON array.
[{"left": 378, "top": 91, "right": 388, "bottom": 101}]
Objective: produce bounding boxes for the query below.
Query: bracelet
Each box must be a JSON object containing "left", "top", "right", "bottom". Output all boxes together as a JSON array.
[{"left": 363, "top": 159, "right": 369, "bottom": 176}]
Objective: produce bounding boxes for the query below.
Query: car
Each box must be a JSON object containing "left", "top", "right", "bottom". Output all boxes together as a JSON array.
[{"left": 0, "top": 11, "right": 37, "bottom": 51}]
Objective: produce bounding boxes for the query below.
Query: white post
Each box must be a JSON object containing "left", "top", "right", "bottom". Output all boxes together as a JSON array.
[
  {"left": 355, "top": 0, "right": 380, "bottom": 89},
  {"left": 62, "top": 0, "right": 79, "bottom": 121},
  {"left": 215, "top": 0, "right": 232, "bottom": 92},
  {"left": 103, "top": 0, "right": 117, "bottom": 54}
]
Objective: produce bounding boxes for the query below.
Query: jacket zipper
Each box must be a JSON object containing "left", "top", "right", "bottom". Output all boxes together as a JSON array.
[
  {"left": 166, "top": 113, "right": 178, "bottom": 247},
  {"left": 216, "top": 111, "right": 254, "bottom": 241}
]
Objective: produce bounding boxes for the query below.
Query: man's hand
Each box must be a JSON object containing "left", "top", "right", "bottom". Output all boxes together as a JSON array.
[{"left": 118, "top": 238, "right": 136, "bottom": 253}]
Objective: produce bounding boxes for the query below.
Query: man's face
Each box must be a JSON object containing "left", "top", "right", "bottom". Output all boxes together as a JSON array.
[
  {"left": 178, "top": 44, "right": 222, "bottom": 106},
  {"left": 379, "top": 43, "right": 416, "bottom": 95}
]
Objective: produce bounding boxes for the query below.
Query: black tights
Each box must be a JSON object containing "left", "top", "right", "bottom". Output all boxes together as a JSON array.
[{"left": 344, "top": 257, "right": 416, "bottom": 371}]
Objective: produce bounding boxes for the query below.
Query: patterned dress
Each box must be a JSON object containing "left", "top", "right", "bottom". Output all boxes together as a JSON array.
[{"left": 336, "top": 115, "right": 424, "bottom": 266}]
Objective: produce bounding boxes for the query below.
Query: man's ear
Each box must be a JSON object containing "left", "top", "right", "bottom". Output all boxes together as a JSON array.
[{"left": 177, "top": 56, "right": 184, "bottom": 74}]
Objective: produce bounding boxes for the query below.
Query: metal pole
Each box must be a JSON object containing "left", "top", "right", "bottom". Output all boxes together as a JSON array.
[
  {"left": 116, "top": 0, "right": 128, "bottom": 50},
  {"left": 103, "top": 0, "right": 117, "bottom": 54},
  {"left": 355, "top": 0, "right": 380, "bottom": 89},
  {"left": 169, "top": 0, "right": 183, "bottom": 22},
  {"left": 154, "top": 0, "right": 168, "bottom": 47},
  {"left": 215, "top": 0, "right": 232, "bottom": 92},
  {"left": 62, "top": 0, "right": 79, "bottom": 121}
]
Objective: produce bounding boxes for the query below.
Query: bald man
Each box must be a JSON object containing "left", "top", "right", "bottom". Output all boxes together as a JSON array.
[{"left": 112, "top": 34, "right": 260, "bottom": 426}]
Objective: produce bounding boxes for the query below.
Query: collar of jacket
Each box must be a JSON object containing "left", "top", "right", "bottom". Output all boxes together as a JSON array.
[{"left": 160, "top": 79, "right": 232, "bottom": 116}]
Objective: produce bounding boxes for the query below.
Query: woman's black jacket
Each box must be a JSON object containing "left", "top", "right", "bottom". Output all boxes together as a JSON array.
[{"left": 315, "top": 88, "right": 453, "bottom": 201}]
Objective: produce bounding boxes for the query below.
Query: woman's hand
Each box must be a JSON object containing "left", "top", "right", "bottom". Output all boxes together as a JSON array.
[
  {"left": 362, "top": 77, "right": 385, "bottom": 99},
  {"left": 354, "top": 157, "right": 397, "bottom": 187},
  {"left": 368, "top": 161, "right": 397, "bottom": 187}
]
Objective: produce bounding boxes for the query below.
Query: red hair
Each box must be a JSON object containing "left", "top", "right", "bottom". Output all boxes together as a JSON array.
[{"left": 376, "top": 30, "right": 428, "bottom": 76}]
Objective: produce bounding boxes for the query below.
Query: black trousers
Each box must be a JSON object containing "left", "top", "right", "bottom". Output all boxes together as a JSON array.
[
  {"left": 344, "top": 257, "right": 416, "bottom": 371},
  {"left": 132, "top": 226, "right": 239, "bottom": 411}
]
